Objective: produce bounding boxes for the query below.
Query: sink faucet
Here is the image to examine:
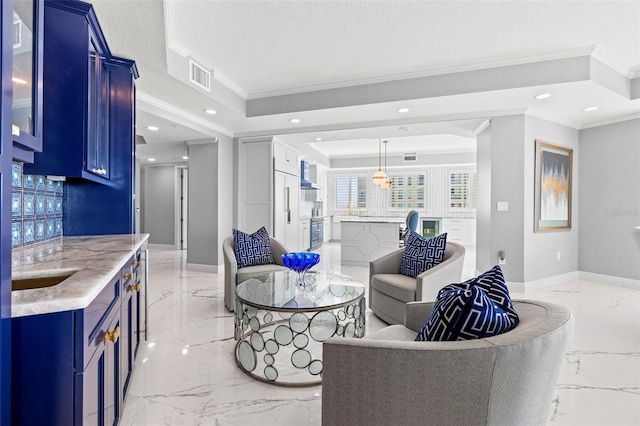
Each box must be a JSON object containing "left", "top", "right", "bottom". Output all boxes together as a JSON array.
[{"left": 347, "top": 202, "right": 352, "bottom": 216}]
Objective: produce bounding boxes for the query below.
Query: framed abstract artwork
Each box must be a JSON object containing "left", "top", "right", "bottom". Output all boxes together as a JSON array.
[{"left": 534, "top": 140, "right": 573, "bottom": 232}]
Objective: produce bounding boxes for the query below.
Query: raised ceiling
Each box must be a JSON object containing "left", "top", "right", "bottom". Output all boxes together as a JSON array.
[{"left": 87, "top": 0, "right": 640, "bottom": 163}]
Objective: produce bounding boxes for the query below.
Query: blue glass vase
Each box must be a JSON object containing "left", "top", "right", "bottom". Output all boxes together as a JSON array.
[{"left": 281, "top": 252, "right": 320, "bottom": 286}]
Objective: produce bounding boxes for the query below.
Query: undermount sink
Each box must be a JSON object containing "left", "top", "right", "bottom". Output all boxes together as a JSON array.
[{"left": 12, "top": 272, "right": 77, "bottom": 291}]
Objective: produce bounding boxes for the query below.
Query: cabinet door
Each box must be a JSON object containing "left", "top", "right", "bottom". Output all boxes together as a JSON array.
[
  {"left": 12, "top": 0, "right": 44, "bottom": 162},
  {"left": 120, "top": 264, "right": 138, "bottom": 400},
  {"left": 86, "top": 36, "right": 110, "bottom": 178},
  {"left": 77, "top": 309, "right": 121, "bottom": 426}
]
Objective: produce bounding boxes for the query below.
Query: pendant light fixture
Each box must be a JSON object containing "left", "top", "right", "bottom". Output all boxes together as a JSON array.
[
  {"left": 380, "top": 140, "right": 392, "bottom": 189},
  {"left": 372, "top": 138, "right": 388, "bottom": 186}
]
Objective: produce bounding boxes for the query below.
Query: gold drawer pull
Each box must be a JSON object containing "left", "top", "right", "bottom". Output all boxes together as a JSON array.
[
  {"left": 123, "top": 272, "right": 134, "bottom": 280},
  {"left": 131, "top": 284, "right": 140, "bottom": 292},
  {"left": 103, "top": 326, "right": 120, "bottom": 345},
  {"left": 134, "top": 260, "right": 141, "bottom": 266}
]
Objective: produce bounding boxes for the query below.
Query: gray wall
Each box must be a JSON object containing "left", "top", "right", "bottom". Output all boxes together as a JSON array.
[
  {"left": 217, "top": 134, "right": 234, "bottom": 264},
  {"left": 187, "top": 142, "right": 218, "bottom": 266},
  {"left": 476, "top": 125, "right": 492, "bottom": 273},
  {"left": 143, "top": 165, "right": 178, "bottom": 245},
  {"left": 578, "top": 119, "right": 640, "bottom": 280},
  {"left": 523, "top": 115, "right": 580, "bottom": 282},
  {"left": 330, "top": 152, "right": 475, "bottom": 169},
  {"left": 487, "top": 115, "right": 526, "bottom": 283}
]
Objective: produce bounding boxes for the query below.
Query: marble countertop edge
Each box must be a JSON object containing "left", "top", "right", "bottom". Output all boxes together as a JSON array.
[{"left": 11, "top": 234, "right": 150, "bottom": 318}]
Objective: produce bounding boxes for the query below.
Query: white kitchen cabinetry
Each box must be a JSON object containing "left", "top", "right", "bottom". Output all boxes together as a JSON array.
[
  {"left": 323, "top": 217, "right": 331, "bottom": 242},
  {"left": 274, "top": 141, "right": 299, "bottom": 175},
  {"left": 442, "top": 218, "right": 476, "bottom": 245},
  {"left": 299, "top": 219, "right": 310, "bottom": 251},
  {"left": 239, "top": 138, "right": 300, "bottom": 250}
]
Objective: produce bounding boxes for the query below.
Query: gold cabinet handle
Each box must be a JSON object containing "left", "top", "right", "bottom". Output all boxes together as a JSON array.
[
  {"left": 134, "top": 260, "right": 141, "bottom": 266},
  {"left": 131, "top": 284, "right": 140, "bottom": 292},
  {"left": 123, "top": 272, "right": 134, "bottom": 280},
  {"left": 103, "top": 326, "right": 120, "bottom": 345}
]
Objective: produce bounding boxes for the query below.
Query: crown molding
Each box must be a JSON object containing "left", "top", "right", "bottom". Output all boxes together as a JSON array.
[
  {"left": 579, "top": 112, "right": 640, "bottom": 130},
  {"left": 525, "top": 107, "right": 580, "bottom": 129},
  {"left": 214, "top": 70, "right": 248, "bottom": 99},
  {"left": 168, "top": 41, "right": 191, "bottom": 58},
  {"left": 473, "top": 119, "right": 491, "bottom": 135},
  {"left": 137, "top": 91, "right": 233, "bottom": 137},
  {"left": 591, "top": 46, "right": 637, "bottom": 79}
]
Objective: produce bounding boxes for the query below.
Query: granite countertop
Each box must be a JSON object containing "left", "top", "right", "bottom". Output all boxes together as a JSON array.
[{"left": 11, "top": 233, "right": 150, "bottom": 318}]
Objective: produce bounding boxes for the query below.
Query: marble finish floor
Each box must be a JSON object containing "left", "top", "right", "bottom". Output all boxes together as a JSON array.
[{"left": 121, "top": 243, "right": 640, "bottom": 425}]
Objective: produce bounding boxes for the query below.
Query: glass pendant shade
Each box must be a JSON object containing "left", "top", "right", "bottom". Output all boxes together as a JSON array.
[
  {"left": 372, "top": 138, "right": 388, "bottom": 186},
  {"left": 372, "top": 169, "right": 388, "bottom": 186},
  {"left": 380, "top": 177, "right": 392, "bottom": 189}
]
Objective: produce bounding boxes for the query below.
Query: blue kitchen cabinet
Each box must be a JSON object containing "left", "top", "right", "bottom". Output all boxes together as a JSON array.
[
  {"left": 11, "top": 263, "right": 132, "bottom": 425},
  {"left": 12, "top": 0, "right": 44, "bottom": 163},
  {"left": 25, "top": 0, "right": 137, "bottom": 191},
  {"left": 25, "top": 0, "right": 138, "bottom": 236}
]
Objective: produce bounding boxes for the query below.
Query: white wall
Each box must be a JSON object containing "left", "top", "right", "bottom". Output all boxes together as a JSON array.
[
  {"left": 578, "top": 119, "right": 640, "bottom": 281},
  {"left": 476, "top": 125, "right": 492, "bottom": 273}
]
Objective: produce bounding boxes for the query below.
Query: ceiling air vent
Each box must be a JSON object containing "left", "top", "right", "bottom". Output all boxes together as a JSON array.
[
  {"left": 189, "top": 60, "right": 211, "bottom": 92},
  {"left": 403, "top": 153, "right": 418, "bottom": 162}
]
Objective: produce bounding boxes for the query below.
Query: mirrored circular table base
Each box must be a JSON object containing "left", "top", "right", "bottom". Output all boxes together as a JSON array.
[{"left": 234, "top": 271, "right": 366, "bottom": 387}]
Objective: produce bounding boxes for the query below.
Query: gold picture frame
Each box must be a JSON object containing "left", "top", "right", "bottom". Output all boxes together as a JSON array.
[{"left": 534, "top": 140, "right": 573, "bottom": 232}]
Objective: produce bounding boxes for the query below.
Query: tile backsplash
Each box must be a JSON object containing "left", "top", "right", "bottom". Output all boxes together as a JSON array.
[{"left": 11, "top": 161, "right": 64, "bottom": 248}]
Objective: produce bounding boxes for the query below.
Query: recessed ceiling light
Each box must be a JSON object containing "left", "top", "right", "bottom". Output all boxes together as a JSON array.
[
  {"left": 583, "top": 106, "right": 598, "bottom": 112},
  {"left": 397, "top": 107, "right": 410, "bottom": 113},
  {"left": 148, "top": 158, "right": 156, "bottom": 162},
  {"left": 205, "top": 109, "right": 217, "bottom": 115},
  {"left": 535, "top": 93, "right": 551, "bottom": 99},
  {"left": 315, "top": 137, "right": 322, "bottom": 141},
  {"left": 146, "top": 126, "right": 159, "bottom": 131},
  {"left": 290, "top": 118, "right": 300, "bottom": 123},
  {"left": 182, "top": 156, "right": 189, "bottom": 160},
  {"left": 12, "top": 77, "right": 27, "bottom": 85}
]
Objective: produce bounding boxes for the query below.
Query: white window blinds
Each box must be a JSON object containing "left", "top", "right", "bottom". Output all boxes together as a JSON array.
[
  {"left": 335, "top": 175, "right": 367, "bottom": 209},
  {"left": 449, "top": 171, "right": 477, "bottom": 210},
  {"left": 389, "top": 173, "right": 425, "bottom": 209}
]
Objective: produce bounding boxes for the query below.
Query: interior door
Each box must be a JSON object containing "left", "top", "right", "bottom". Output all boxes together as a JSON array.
[{"left": 180, "top": 168, "right": 188, "bottom": 250}]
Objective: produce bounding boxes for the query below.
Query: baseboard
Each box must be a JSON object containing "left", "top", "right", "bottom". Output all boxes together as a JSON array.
[
  {"left": 147, "top": 243, "right": 178, "bottom": 250},
  {"left": 506, "top": 272, "right": 580, "bottom": 293},
  {"left": 186, "top": 263, "right": 220, "bottom": 273},
  {"left": 579, "top": 271, "right": 640, "bottom": 290}
]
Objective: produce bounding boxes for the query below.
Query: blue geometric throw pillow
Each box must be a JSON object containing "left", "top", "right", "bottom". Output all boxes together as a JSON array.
[
  {"left": 400, "top": 232, "right": 448, "bottom": 278},
  {"left": 415, "top": 265, "right": 519, "bottom": 341},
  {"left": 232, "top": 227, "right": 275, "bottom": 268}
]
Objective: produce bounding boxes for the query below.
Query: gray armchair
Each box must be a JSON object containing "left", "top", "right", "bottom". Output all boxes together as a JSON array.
[
  {"left": 322, "top": 299, "right": 574, "bottom": 426},
  {"left": 369, "top": 241, "right": 465, "bottom": 324},
  {"left": 222, "top": 236, "right": 289, "bottom": 312}
]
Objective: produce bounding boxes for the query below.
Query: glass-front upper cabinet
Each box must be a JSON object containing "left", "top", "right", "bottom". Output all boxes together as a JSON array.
[
  {"left": 12, "top": 0, "right": 43, "bottom": 157},
  {"left": 86, "top": 34, "right": 110, "bottom": 178}
]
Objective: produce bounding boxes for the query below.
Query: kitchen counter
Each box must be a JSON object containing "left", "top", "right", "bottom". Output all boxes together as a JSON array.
[
  {"left": 340, "top": 221, "right": 400, "bottom": 266},
  {"left": 11, "top": 233, "right": 149, "bottom": 318}
]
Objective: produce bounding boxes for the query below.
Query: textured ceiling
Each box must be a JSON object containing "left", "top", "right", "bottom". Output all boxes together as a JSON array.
[{"left": 87, "top": 0, "right": 640, "bottom": 163}]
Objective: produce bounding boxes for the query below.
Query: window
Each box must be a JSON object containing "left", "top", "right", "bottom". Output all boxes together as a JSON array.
[
  {"left": 389, "top": 173, "right": 425, "bottom": 209},
  {"left": 335, "top": 175, "right": 367, "bottom": 209},
  {"left": 449, "top": 171, "right": 477, "bottom": 210}
]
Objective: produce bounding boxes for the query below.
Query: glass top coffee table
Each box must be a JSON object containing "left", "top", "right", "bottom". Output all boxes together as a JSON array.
[{"left": 234, "top": 270, "right": 366, "bottom": 386}]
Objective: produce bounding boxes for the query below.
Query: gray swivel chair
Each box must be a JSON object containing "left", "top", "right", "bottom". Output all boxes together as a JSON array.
[
  {"left": 369, "top": 241, "right": 465, "bottom": 324},
  {"left": 322, "top": 299, "right": 574, "bottom": 426},
  {"left": 222, "top": 236, "right": 289, "bottom": 312}
]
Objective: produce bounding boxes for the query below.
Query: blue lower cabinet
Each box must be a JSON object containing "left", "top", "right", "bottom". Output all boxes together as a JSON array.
[
  {"left": 11, "top": 267, "right": 131, "bottom": 425},
  {"left": 76, "top": 308, "right": 121, "bottom": 425}
]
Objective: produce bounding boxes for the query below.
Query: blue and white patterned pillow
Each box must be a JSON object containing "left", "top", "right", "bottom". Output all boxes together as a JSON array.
[
  {"left": 415, "top": 265, "right": 519, "bottom": 341},
  {"left": 400, "top": 232, "right": 448, "bottom": 278},
  {"left": 233, "top": 227, "right": 275, "bottom": 268}
]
